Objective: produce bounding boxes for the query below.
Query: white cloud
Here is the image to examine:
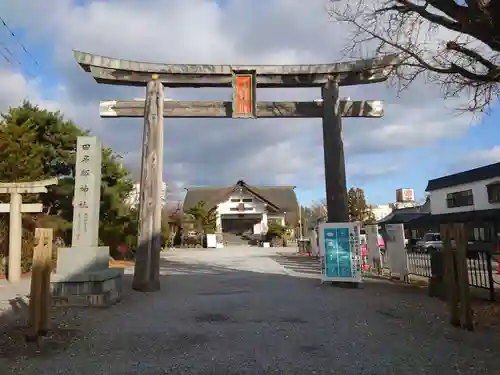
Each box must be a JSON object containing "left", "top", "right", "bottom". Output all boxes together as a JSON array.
[
  {"left": 0, "top": 68, "right": 58, "bottom": 111},
  {"left": 455, "top": 146, "right": 500, "bottom": 171},
  {"left": 0, "top": 0, "right": 481, "bottom": 201}
]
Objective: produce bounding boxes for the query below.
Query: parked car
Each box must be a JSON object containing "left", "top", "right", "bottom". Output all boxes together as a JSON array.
[
  {"left": 414, "top": 232, "right": 476, "bottom": 253},
  {"left": 415, "top": 232, "right": 442, "bottom": 253}
]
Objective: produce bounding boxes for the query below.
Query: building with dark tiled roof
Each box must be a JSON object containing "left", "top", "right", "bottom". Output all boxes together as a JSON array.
[
  {"left": 425, "top": 162, "right": 500, "bottom": 218},
  {"left": 377, "top": 199, "right": 431, "bottom": 225},
  {"left": 425, "top": 162, "right": 500, "bottom": 194},
  {"left": 407, "top": 162, "right": 500, "bottom": 245},
  {"left": 183, "top": 180, "right": 298, "bottom": 235}
]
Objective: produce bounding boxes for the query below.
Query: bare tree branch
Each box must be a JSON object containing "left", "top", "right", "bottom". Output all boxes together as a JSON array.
[{"left": 328, "top": 0, "right": 500, "bottom": 112}]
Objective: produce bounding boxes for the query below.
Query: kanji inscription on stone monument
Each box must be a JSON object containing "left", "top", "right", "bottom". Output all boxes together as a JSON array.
[{"left": 72, "top": 136, "right": 102, "bottom": 247}]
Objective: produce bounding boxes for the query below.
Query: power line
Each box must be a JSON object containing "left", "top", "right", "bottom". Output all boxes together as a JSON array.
[
  {"left": 3, "top": 45, "right": 14, "bottom": 58},
  {"left": 0, "top": 41, "right": 24, "bottom": 70},
  {"left": 0, "top": 48, "right": 10, "bottom": 64},
  {"left": 0, "top": 14, "right": 39, "bottom": 66},
  {"left": 0, "top": 42, "right": 22, "bottom": 66},
  {"left": 0, "top": 42, "right": 36, "bottom": 78}
]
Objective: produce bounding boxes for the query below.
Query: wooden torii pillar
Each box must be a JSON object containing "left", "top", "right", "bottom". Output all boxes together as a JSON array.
[{"left": 73, "top": 51, "right": 399, "bottom": 291}]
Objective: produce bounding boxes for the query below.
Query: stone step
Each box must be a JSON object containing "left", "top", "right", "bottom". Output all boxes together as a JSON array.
[
  {"left": 52, "top": 289, "right": 122, "bottom": 307},
  {"left": 223, "top": 233, "right": 250, "bottom": 245}
]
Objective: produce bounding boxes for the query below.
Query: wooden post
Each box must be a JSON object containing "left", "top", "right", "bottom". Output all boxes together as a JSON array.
[
  {"left": 8, "top": 192, "right": 23, "bottom": 282},
  {"left": 453, "top": 223, "right": 474, "bottom": 330},
  {"left": 132, "top": 77, "right": 164, "bottom": 292},
  {"left": 321, "top": 78, "right": 349, "bottom": 222},
  {"left": 441, "top": 223, "right": 460, "bottom": 327},
  {"left": 27, "top": 228, "right": 53, "bottom": 342}
]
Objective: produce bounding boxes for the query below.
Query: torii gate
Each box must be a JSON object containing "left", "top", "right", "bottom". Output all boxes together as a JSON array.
[
  {"left": 73, "top": 50, "right": 399, "bottom": 292},
  {"left": 0, "top": 178, "right": 58, "bottom": 282}
]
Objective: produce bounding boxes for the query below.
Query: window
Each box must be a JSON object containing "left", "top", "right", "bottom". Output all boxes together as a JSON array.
[
  {"left": 473, "top": 227, "right": 486, "bottom": 241},
  {"left": 468, "top": 224, "right": 493, "bottom": 242},
  {"left": 487, "top": 183, "right": 500, "bottom": 203},
  {"left": 242, "top": 198, "right": 253, "bottom": 203},
  {"left": 230, "top": 198, "right": 240, "bottom": 202},
  {"left": 446, "top": 189, "right": 473, "bottom": 208},
  {"left": 229, "top": 207, "right": 253, "bottom": 211}
]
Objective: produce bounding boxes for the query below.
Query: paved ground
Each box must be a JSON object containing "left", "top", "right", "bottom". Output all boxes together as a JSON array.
[
  {"left": 0, "top": 277, "right": 31, "bottom": 305},
  {"left": 1, "top": 246, "right": 500, "bottom": 374}
]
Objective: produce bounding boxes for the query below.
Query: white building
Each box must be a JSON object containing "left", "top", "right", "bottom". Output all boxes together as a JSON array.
[
  {"left": 423, "top": 162, "right": 500, "bottom": 242},
  {"left": 126, "top": 182, "right": 168, "bottom": 208},
  {"left": 426, "top": 162, "right": 500, "bottom": 215},
  {"left": 371, "top": 204, "right": 393, "bottom": 221},
  {"left": 390, "top": 201, "right": 417, "bottom": 210},
  {"left": 183, "top": 180, "right": 298, "bottom": 235},
  {"left": 371, "top": 202, "right": 416, "bottom": 222}
]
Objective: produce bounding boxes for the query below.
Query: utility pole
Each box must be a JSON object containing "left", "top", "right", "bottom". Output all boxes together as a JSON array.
[{"left": 299, "top": 204, "right": 304, "bottom": 240}]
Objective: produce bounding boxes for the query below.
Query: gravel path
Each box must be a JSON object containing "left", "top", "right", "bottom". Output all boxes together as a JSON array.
[
  {"left": 0, "top": 277, "right": 31, "bottom": 324},
  {"left": 1, "top": 247, "right": 499, "bottom": 374}
]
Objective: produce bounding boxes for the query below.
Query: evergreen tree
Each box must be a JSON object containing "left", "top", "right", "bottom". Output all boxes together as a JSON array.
[
  {"left": 0, "top": 101, "right": 137, "bottom": 262},
  {"left": 347, "top": 187, "right": 376, "bottom": 224}
]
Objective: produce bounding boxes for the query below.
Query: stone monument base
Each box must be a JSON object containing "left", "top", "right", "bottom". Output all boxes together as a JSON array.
[
  {"left": 51, "top": 268, "right": 124, "bottom": 307},
  {"left": 51, "top": 246, "right": 123, "bottom": 307}
]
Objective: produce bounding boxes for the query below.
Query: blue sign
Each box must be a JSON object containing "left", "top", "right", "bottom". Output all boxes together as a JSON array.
[{"left": 323, "top": 227, "right": 353, "bottom": 278}]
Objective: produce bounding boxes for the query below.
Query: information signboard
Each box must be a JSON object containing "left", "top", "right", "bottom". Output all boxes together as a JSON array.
[{"left": 318, "top": 222, "right": 362, "bottom": 284}]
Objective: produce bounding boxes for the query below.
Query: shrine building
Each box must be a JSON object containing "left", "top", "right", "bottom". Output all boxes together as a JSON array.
[{"left": 183, "top": 180, "right": 299, "bottom": 235}]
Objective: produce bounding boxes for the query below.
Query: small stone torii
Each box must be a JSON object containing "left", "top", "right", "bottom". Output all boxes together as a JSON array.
[
  {"left": 0, "top": 178, "right": 58, "bottom": 282},
  {"left": 73, "top": 50, "right": 399, "bottom": 292}
]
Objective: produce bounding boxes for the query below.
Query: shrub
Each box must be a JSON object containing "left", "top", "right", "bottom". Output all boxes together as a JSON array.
[
  {"left": 20, "top": 229, "right": 36, "bottom": 273},
  {"left": 0, "top": 216, "right": 63, "bottom": 275},
  {"left": 0, "top": 218, "right": 34, "bottom": 274},
  {"left": 266, "top": 222, "right": 287, "bottom": 241},
  {"left": 183, "top": 235, "right": 200, "bottom": 247}
]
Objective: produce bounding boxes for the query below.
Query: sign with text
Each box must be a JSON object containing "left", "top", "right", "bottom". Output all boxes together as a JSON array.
[
  {"left": 72, "top": 136, "right": 102, "bottom": 248},
  {"left": 232, "top": 70, "right": 256, "bottom": 119},
  {"left": 396, "top": 188, "right": 415, "bottom": 202},
  {"left": 318, "top": 222, "right": 362, "bottom": 284}
]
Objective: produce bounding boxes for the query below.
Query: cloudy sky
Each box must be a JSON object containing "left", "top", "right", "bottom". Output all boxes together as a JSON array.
[{"left": 0, "top": 0, "right": 498, "bottom": 206}]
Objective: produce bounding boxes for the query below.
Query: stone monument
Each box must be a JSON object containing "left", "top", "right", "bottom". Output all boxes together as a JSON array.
[
  {"left": 381, "top": 223, "right": 408, "bottom": 281},
  {"left": 50, "top": 136, "right": 123, "bottom": 306},
  {"left": 365, "top": 224, "right": 382, "bottom": 273}
]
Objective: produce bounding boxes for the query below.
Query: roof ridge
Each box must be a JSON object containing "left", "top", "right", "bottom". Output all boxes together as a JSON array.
[
  {"left": 186, "top": 185, "right": 295, "bottom": 190},
  {"left": 186, "top": 186, "right": 232, "bottom": 190},
  {"left": 429, "top": 162, "right": 500, "bottom": 181},
  {"left": 426, "top": 161, "right": 500, "bottom": 192}
]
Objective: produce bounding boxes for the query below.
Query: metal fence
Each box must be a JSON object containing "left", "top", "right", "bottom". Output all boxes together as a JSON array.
[
  {"left": 406, "top": 252, "right": 432, "bottom": 278},
  {"left": 406, "top": 248, "right": 495, "bottom": 301}
]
